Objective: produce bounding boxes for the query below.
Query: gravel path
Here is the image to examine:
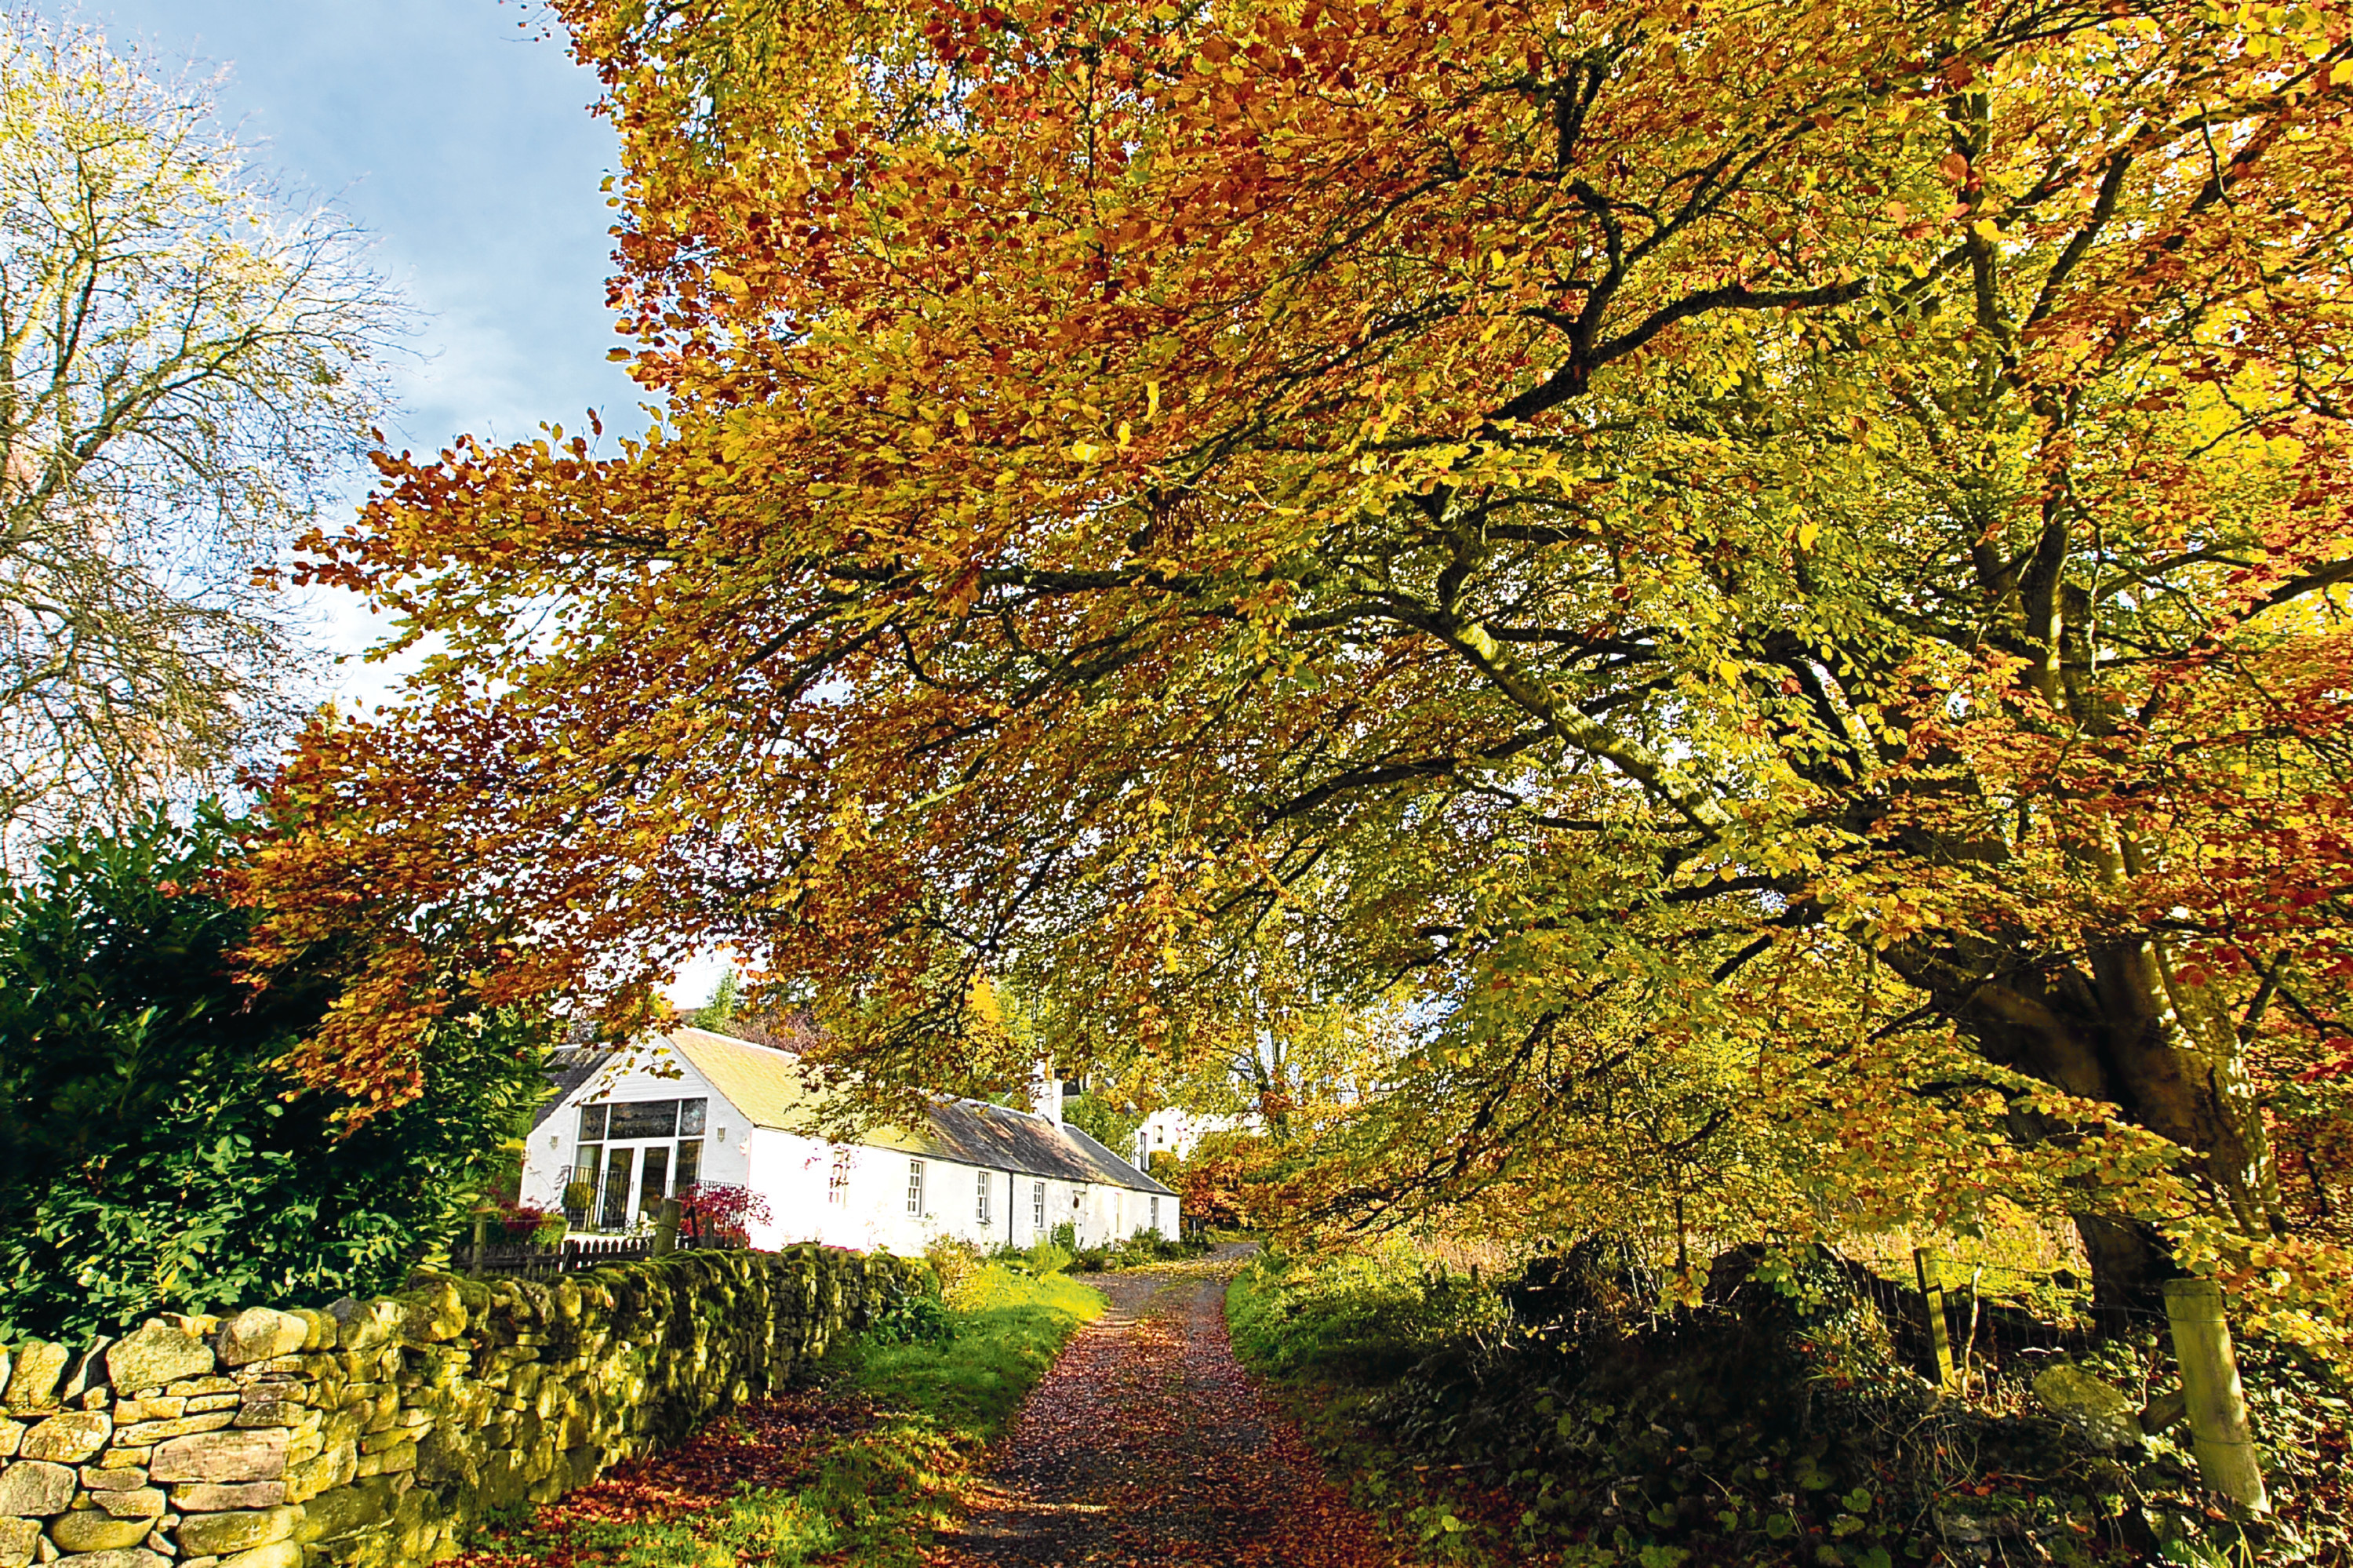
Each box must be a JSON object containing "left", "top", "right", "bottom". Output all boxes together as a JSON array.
[{"left": 929, "top": 1249, "right": 1397, "bottom": 1568}]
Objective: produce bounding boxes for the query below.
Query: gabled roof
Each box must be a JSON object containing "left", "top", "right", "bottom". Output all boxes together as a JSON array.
[
  {"left": 664, "top": 1027, "right": 817, "bottom": 1130},
  {"left": 656, "top": 1028, "right": 1175, "bottom": 1196},
  {"left": 532, "top": 1046, "right": 620, "bottom": 1130}
]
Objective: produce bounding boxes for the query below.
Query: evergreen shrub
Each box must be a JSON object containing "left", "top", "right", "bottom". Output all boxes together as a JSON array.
[{"left": 0, "top": 811, "right": 550, "bottom": 1340}]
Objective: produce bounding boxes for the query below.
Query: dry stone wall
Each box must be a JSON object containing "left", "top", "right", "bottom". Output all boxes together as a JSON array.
[{"left": 0, "top": 1245, "right": 922, "bottom": 1568}]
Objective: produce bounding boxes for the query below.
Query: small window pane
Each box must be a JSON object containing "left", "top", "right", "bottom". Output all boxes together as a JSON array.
[
  {"left": 600, "top": 1147, "right": 634, "bottom": 1230},
  {"left": 976, "top": 1169, "right": 991, "bottom": 1223},
  {"left": 907, "top": 1159, "right": 925, "bottom": 1215},
  {"left": 609, "top": 1100, "right": 680, "bottom": 1139},
  {"left": 566, "top": 1149, "right": 601, "bottom": 1224},
  {"left": 1033, "top": 1181, "right": 1045, "bottom": 1229},
  {"left": 674, "top": 1138, "right": 700, "bottom": 1194},
  {"left": 639, "top": 1146, "right": 670, "bottom": 1221},
  {"left": 678, "top": 1098, "right": 707, "bottom": 1136},
  {"left": 577, "top": 1104, "right": 609, "bottom": 1141}
]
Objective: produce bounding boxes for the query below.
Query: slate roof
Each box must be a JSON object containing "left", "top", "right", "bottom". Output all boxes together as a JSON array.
[
  {"left": 657, "top": 1028, "right": 1174, "bottom": 1197},
  {"left": 532, "top": 1046, "right": 620, "bottom": 1131}
]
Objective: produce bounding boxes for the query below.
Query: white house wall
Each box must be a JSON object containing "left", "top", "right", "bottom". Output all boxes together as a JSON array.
[
  {"left": 518, "top": 1045, "right": 752, "bottom": 1230},
  {"left": 522, "top": 1045, "right": 1178, "bottom": 1250},
  {"left": 745, "top": 1136, "right": 1179, "bottom": 1255}
]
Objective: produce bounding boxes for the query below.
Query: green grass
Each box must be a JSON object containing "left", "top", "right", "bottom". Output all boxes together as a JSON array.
[
  {"left": 853, "top": 1264, "right": 1105, "bottom": 1441},
  {"left": 1227, "top": 1244, "right": 1501, "bottom": 1384},
  {"left": 1227, "top": 1250, "right": 1522, "bottom": 1567},
  {"left": 459, "top": 1264, "right": 1103, "bottom": 1568}
]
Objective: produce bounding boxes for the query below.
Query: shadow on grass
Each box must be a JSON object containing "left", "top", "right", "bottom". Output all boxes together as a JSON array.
[{"left": 455, "top": 1265, "right": 1104, "bottom": 1568}]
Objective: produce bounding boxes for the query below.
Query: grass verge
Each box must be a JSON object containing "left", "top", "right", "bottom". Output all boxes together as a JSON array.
[
  {"left": 1227, "top": 1251, "right": 1526, "bottom": 1567},
  {"left": 456, "top": 1263, "right": 1103, "bottom": 1568}
]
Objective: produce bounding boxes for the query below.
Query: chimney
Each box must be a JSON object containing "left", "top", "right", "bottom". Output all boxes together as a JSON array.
[{"left": 1029, "top": 1060, "right": 1064, "bottom": 1123}]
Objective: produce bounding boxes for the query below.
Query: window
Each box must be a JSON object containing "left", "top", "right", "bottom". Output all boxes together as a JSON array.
[
  {"left": 572, "top": 1144, "right": 603, "bottom": 1220},
  {"left": 609, "top": 1100, "right": 681, "bottom": 1139},
  {"left": 1033, "top": 1181, "right": 1046, "bottom": 1231},
  {"left": 600, "top": 1147, "right": 635, "bottom": 1231},
  {"left": 678, "top": 1098, "right": 707, "bottom": 1136},
  {"left": 561, "top": 1162, "right": 595, "bottom": 1227},
  {"left": 638, "top": 1146, "right": 671, "bottom": 1221},
  {"left": 828, "top": 1148, "right": 851, "bottom": 1206},
  {"left": 674, "top": 1138, "right": 700, "bottom": 1195},
  {"left": 976, "top": 1169, "right": 991, "bottom": 1224},
  {"left": 577, "top": 1104, "right": 609, "bottom": 1141},
  {"left": 1151, "top": 1195, "right": 1160, "bottom": 1233},
  {"left": 907, "top": 1159, "right": 926, "bottom": 1215}
]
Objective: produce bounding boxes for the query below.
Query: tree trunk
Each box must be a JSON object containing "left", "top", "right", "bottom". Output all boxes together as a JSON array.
[{"left": 1887, "top": 927, "right": 2277, "bottom": 1319}]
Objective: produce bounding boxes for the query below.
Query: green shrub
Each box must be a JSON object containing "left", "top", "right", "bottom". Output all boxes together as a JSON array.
[
  {"left": 0, "top": 811, "right": 551, "bottom": 1341},
  {"left": 1065, "top": 1228, "right": 1211, "bottom": 1274},
  {"left": 922, "top": 1234, "right": 984, "bottom": 1302},
  {"left": 989, "top": 1235, "right": 1075, "bottom": 1276}
]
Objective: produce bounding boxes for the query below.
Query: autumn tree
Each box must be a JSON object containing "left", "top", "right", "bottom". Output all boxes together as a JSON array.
[
  {"left": 0, "top": 20, "right": 402, "bottom": 860},
  {"left": 256, "top": 0, "right": 2353, "bottom": 1325}
]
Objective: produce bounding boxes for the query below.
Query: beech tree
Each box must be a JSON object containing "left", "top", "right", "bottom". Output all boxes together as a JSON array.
[
  {"left": 0, "top": 20, "right": 401, "bottom": 860},
  {"left": 254, "top": 0, "right": 2353, "bottom": 1325}
]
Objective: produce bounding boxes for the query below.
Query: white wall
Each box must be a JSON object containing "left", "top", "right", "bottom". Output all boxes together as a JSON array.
[
  {"left": 742, "top": 1138, "right": 1177, "bottom": 1254},
  {"left": 1131, "top": 1106, "right": 1253, "bottom": 1169},
  {"left": 518, "top": 1044, "right": 751, "bottom": 1230},
  {"left": 521, "top": 1047, "right": 1180, "bottom": 1248}
]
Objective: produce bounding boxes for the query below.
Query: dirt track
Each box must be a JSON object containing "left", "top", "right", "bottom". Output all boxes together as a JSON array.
[{"left": 929, "top": 1250, "right": 1398, "bottom": 1568}]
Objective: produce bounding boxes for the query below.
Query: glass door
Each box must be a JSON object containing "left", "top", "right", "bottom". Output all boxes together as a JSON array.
[{"left": 600, "top": 1146, "right": 635, "bottom": 1231}]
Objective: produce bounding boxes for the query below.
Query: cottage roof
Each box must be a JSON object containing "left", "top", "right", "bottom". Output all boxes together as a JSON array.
[
  {"left": 658, "top": 1028, "right": 1175, "bottom": 1196},
  {"left": 532, "top": 1046, "right": 620, "bottom": 1131}
]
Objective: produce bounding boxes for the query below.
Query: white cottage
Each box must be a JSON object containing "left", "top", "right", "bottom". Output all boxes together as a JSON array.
[{"left": 516, "top": 1028, "right": 1179, "bottom": 1253}]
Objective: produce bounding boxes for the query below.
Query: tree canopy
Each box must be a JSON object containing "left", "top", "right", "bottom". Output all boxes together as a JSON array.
[
  {"left": 253, "top": 0, "right": 2353, "bottom": 1333},
  {"left": 0, "top": 20, "right": 402, "bottom": 860}
]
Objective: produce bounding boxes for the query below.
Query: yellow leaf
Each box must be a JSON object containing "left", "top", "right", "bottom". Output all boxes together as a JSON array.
[
  {"left": 1716, "top": 658, "right": 1745, "bottom": 684},
  {"left": 1068, "top": 441, "right": 1100, "bottom": 463},
  {"left": 1797, "top": 521, "right": 1820, "bottom": 551}
]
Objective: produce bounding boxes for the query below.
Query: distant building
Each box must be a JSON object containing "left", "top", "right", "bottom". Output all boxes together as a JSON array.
[
  {"left": 1130, "top": 1105, "right": 1258, "bottom": 1171},
  {"left": 519, "top": 1028, "right": 1177, "bottom": 1252}
]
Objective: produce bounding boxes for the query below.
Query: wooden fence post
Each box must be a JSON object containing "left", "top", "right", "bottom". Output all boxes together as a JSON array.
[
  {"left": 653, "top": 1197, "right": 682, "bottom": 1257},
  {"left": 1915, "top": 1248, "right": 1958, "bottom": 1392},
  {"left": 469, "top": 1210, "right": 491, "bottom": 1278},
  {"left": 2161, "top": 1279, "right": 2269, "bottom": 1512}
]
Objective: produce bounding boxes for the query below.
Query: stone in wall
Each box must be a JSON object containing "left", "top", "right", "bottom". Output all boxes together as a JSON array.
[{"left": 0, "top": 1246, "right": 920, "bottom": 1567}]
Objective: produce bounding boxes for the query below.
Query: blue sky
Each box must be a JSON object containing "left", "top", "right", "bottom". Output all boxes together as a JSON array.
[
  {"left": 59, "top": 1, "right": 730, "bottom": 1001},
  {"left": 74, "top": 0, "right": 638, "bottom": 456}
]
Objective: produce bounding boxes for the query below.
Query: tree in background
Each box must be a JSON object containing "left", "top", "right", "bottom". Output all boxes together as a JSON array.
[
  {"left": 249, "top": 0, "right": 2353, "bottom": 1331},
  {"left": 0, "top": 812, "right": 547, "bottom": 1341},
  {"left": 1060, "top": 1090, "right": 1143, "bottom": 1160},
  {"left": 0, "top": 20, "right": 402, "bottom": 860},
  {"left": 688, "top": 968, "right": 743, "bottom": 1032}
]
